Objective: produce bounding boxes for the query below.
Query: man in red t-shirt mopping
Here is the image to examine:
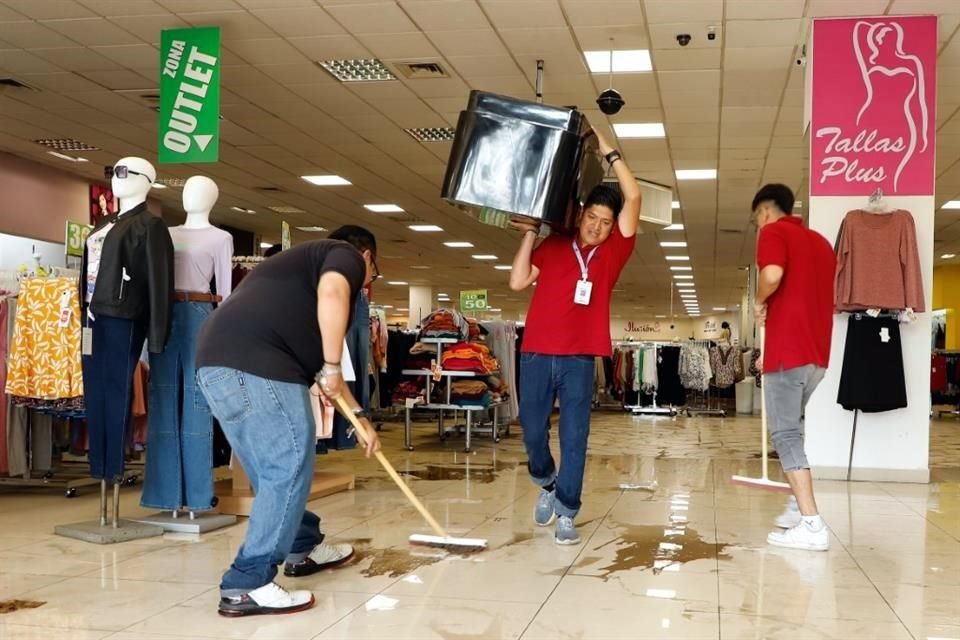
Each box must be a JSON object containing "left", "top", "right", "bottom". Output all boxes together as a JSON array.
[
  {"left": 508, "top": 129, "right": 641, "bottom": 545},
  {"left": 753, "top": 183, "right": 837, "bottom": 552}
]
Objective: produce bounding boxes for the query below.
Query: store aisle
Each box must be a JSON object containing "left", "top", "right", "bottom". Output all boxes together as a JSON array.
[{"left": 0, "top": 413, "right": 957, "bottom": 640}]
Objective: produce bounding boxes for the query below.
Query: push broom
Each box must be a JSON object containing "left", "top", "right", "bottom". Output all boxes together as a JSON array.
[
  {"left": 731, "top": 327, "right": 791, "bottom": 491},
  {"left": 332, "top": 394, "right": 488, "bottom": 550}
]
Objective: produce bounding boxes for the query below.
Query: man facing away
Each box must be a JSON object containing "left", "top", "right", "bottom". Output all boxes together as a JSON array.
[
  {"left": 753, "top": 183, "right": 836, "bottom": 552},
  {"left": 195, "top": 229, "right": 382, "bottom": 616},
  {"left": 509, "top": 128, "right": 641, "bottom": 545}
]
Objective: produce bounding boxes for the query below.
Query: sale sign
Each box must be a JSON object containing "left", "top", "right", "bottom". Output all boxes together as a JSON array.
[{"left": 810, "top": 16, "right": 937, "bottom": 196}]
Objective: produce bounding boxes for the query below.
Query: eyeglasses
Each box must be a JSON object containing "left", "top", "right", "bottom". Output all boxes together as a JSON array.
[
  {"left": 371, "top": 255, "right": 381, "bottom": 280},
  {"left": 113, "top": 165, "right": 150, "bottom": 181}
]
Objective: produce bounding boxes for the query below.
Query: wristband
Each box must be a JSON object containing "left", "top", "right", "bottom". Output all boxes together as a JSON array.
[{"left": 605, "top": 150, "right": 622, "bottom": 165}]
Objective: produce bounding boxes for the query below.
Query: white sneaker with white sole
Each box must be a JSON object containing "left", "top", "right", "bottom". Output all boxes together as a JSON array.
[
  {"left": 219, "top": 582, "right": 315, "bottom": 617},
  {"left": 767, "top": 520, "right": 830, "bottom": 552}
]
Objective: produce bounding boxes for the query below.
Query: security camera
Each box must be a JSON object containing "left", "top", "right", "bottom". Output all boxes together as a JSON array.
[
  {"left": 676, "top": 33, "right": 692, "bottom": 47},
  {"left": 707, "top": 26, "right": 717, "bottom": 41},
  {"left": 596, "top": 88, "right": 625, "bottom": 115}
]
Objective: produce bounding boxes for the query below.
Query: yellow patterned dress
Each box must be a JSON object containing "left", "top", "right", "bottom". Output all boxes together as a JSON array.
[{"left": 4, "top": 277, "right": 84, "bottom": 399}]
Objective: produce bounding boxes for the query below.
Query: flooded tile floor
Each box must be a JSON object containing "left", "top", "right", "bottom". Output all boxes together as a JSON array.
[{"left": 0, "top": 412, "right": 958, "bottom": 639}]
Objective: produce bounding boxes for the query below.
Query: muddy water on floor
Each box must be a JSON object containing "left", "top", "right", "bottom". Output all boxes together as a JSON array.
[
  {"left": 587, "top": 524, "right": 730, "bottom": 578},
  {"left": 399, "top": 460, "right": 518, "bottom": 484},
  {"left": 0, "top": 600, "right": 45, "bottom": 614}
]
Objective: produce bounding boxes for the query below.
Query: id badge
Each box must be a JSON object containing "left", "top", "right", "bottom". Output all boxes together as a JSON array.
[
  {"left": 574, "top": 279, "right": 593, "bottom": 305},
  {"left": 81, "top": 327, "right": 93, "bottom": 355}
]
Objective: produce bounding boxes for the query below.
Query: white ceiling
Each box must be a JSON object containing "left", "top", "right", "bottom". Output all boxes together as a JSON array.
[{"left": 1, "top": 0, "right": 960, "bottom": 320}]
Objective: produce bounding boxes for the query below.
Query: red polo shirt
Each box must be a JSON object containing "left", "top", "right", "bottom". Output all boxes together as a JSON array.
[
  {"left": 756, "top": 216, "right": 836, "bottom": 373},
  {"left": 522, "top": 226, "right": 635, "bottom": 357}
]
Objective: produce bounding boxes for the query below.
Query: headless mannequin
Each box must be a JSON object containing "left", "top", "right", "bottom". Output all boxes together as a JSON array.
[
  {"left": 141, "top": 175, "right": 234, "bottom": 520},
  {"left": 113, "top": 156, "right": 155, "bottom": 215}
]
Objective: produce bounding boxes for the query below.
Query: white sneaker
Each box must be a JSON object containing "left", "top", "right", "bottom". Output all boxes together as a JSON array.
[
  {"left": 767, "top": 521, "right": 830, "bottom": 552},
  {"left": 775, "top": 496, "right": 801, "bottom": 529},
  {"left": 284, "top": 541, "right": 355, "bottom": 577},
  {"left": 219, "top": 582, "right": 315, "bottom": 617}
]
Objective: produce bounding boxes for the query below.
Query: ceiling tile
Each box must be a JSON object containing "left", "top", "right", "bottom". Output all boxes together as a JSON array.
[
  {"left": 426, "top": 28, "right": 508, "bottom": 57},
  {"left": 0, "top": 20, "right": 80, "bottom": 49},
  {"left": 106, "top": 14, "right": 191, "bottom": 44},
  {"left": 805, "top": 0, "right": 890, "bottom": 16},
  {"left": 446, "top": 54, "right": 520, "bottom": 78},
  {"left": 643, "top": 0, "right": 722, "bottom": 24},
  {"left": 289, "top": 34, "right": 372, "bottom": 61},
  {"left": 560, "top": 0, "right": 644, "bottom": 27},
  {"left": 572, "top": 25, "right": 650, "bottom": 49},
  {"left": 5, "top": 0, "right": 96, "bottom": 20},
  {"left": 889, "top": 0, "right": 960, "bottom": 13},
  {"left": 234, "top": 0, "right": 317, "bottom": 7},
  {"left": 324, "top": 2, "right": 417, "bottom": 35},
  {"left": 724, "top": 46, "right": 794, "bottom": 71},
  {"left": 725, "top": 20, "right": 802, "bottom": 48},
  {"left": 400, "top": 0, "right": 491, "bottom": 31},
  {"left": 155, "top": 0, "right": 240, "bottom": 11},
  {"left": 29, "top": 47, "right": 122, "bottom": 72},
  {"left": 651, "top": 48, "right": 720, "bottom": 71},
  {"left": 725, "top": 0, "right": 804, "bottom": 20},
  {"left": 250, "top": 7, "right": 345, "bottom": 38},
  {"left": 479, "top": 0, "right": 567, "bottom": 29},
  {"left": 358, "top": 31, "right": 440, "bottom": 60},
  {"left": 228, "top": 38, "right": 311, "bottom": 65},
  {"left": 43, "top": 17, "right": 142, "bottom": 46},
  {"left": 91, "top": 44, "right": 159, "bottom": 70}
]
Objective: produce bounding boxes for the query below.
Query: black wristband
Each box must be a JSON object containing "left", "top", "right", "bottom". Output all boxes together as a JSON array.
[{"left": 605, "top": 150, "right": 622, "bottom": 165}]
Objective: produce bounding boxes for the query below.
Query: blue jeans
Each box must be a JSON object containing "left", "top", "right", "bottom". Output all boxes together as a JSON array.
[
  {"left": 82, "top": 314, "right": 146, "bottom": 483},
  {"left": 141, "top": 302, "right": 215, "bottom": 511},
  {"left": 519, "top": 353, "right": 594, "bottom": 518},
  {"left": 197, "top": 367, "right": 324, "bottom": 595}
]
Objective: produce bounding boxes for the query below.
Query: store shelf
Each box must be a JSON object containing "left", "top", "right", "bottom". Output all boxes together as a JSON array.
[
  {"left": 402, "top": 369, "right": 479, "bottom": 377},
  {"left": 412, "top": 401, "right": 506, "bottom": 412}
]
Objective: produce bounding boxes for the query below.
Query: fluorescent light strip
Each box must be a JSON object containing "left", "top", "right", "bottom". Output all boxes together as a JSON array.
[
  {"left": 364, "top": 204, "right": 403, "bottom": 213},
  {"left": 942, "top": 200, "right": 960, "bottom": 209},
  {"left": 494, "top": 265, "right": 512, "bottom": 270},
  {"left": 584, "top": 49, "right": 652, "bottom": 73},
  {"left": 942, "top": 253, "right": 956, "bottom": 259},
  {"left": 613, "top": 122, "right": 665, "bottom": 139},
  {"left": 675, "top": 169, "right": 716, "bottom": 180},
  {"left": 671, "top": 201, "right": 680, "bottom": 209},
  {"left": 444, "top": 242, "right": 474, "bottom": 248},
  {"left": 387, "top": 281, "right": 408, "bottom": 286},
  {"left": 673, "top": 275, "right": 694, "bottom": 279},
  {"left": 301, "top": 175, "right": 351, "bottom": 186},
  {"left": 408, "top": 225, "right": 443, "bottom": 232},
  {"left": 472, "top": 254, "right": 498, "bottom": 260},
  {"left": 670, "top": 266, "right": 692, "bottom": 271},
  {"left": 660, "top": 242, "right": 687, "bottom": 248},
  {"left": 663, "top": 223, "right": 683, "bottom": 231},
  {"left": 665, "top": 256, "right": 689, "bottom": 261}
]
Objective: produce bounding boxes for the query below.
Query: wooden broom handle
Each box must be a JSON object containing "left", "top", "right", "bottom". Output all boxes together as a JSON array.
[{"left": 332, "top": 394, "right": 449, "bottom": 539}]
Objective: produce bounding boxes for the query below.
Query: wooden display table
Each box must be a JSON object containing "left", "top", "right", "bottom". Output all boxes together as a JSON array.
[{"left": 215, "top": 456, "right": 354, "bottom": 517}]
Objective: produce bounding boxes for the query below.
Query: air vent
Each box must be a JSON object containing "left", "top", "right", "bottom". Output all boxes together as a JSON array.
[
  {"left": 34, "top": 138, "right": 99, "bottom": 152},
  {"left": 393, "top": 61, "right": 449, "bottom": 79},
  {"left": 389, "top": 239, "right": 409, "bottom": 244},
  {"left": 405, "top": 127, "right": 456, "bottom": 143},
  {"left": 0, "top": 77, "right": 35, "bottom": 90},
  {"left": 267, "top": 205, "right": 306, "bottom": 214},
  {"left": 719, "top": 228, "right": 743, "bottom": 234},
  {"left": 318, "top": 58, "right": 395, "bottom": 83},
  {"left": 258, "top": 186, "right": 283, "bottom": 192}
]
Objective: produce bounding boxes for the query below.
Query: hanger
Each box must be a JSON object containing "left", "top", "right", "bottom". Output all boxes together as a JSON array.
[{"left": 866, "top": 188, "right": 889, "bottom": 213}]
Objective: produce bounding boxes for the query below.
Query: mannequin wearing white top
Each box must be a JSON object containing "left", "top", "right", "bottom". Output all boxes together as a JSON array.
[{"left": 141, "top": 175, "right": 234, "bottom": 516}]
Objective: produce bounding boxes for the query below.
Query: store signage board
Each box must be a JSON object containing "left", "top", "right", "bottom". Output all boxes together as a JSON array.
[
  {"left": 810, "top": 16, "right": 937, "bottom": 196},
  {"left": 460, "top": 289, "right": 488, "bottom": 311},
  {"left": 65, "top": 220, "right": 93, "bottom": 259},
  {"left": 159, "top": 26, "right": 221, "bottom": 164}
]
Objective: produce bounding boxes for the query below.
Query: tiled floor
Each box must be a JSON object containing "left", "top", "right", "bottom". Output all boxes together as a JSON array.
[{"left": 0, "top": 412, "right": 958, "bottom": 640}]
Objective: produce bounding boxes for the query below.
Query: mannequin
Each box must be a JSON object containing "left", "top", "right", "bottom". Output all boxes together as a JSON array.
[
  {"left": 140, "top": 175, "right": 234, "bottom": 518},
  {"left": 79, "top": 156, "right": 174, "bottom": 529}
]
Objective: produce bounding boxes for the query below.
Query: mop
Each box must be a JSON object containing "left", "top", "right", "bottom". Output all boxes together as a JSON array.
[
  {"left": 332, "top": 394, "right": 488, "bottom": 550},
  {"left": 731, "top": 327, "right": 791, "bottom": 492}
]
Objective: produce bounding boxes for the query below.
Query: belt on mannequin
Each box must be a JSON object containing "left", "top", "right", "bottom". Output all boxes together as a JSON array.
[{"left": 172, "top": 291, "right": 222, "bottom": 303}]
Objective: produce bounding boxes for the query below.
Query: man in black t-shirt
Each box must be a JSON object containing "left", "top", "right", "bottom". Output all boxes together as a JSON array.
[{"left": 196, "top": 229, "right": 381, "bottom": 618}]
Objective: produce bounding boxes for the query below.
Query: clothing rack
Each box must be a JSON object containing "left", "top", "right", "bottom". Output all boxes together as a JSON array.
[
  {"left": 683, "top": 339, "right": 727, "bottom": 418},
  {"left": 614, "top": 341, "right": 678, "bottom": 416},
  {"left": 933, "top": 349, "right": 960, "bottom": 419}
]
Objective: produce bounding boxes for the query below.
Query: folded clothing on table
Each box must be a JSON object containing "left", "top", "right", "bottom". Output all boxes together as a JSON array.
[{"left": 442, "top": 342, "right": 499, "bottom": 374}]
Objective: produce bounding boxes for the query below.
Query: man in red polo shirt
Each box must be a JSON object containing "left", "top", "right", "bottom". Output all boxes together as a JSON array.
[
  {"left": 508, "top": 128, "right": 641, "bottom": 545},
  {"left": 753, "top": 183, "right": 836, "bottom": 552}
]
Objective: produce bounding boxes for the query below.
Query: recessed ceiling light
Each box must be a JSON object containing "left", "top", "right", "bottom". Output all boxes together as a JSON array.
[
  {"left": 47, "top": 151, "right": 88, "bottom": 162},
  {"left": 387, "top": 281, "right": 409, "bottom": 286},
  {"left": 494, "top": 265, "right": 512, "bottom": 270},
  {"left": 942, "top": 253, "right": 956, "bottom": 259},
  {"left": 660, "top": 242, "right": 688, "bottom": 248},
  {"left": 795, "top": 201, "right": 803, "bottom": 209},
  {"left": 671, "top": 201, "right": 680, "bottom": 209},
  {"left": 405, "top": 127, "right": 457, "bottom": 142},
  {"left": 397, "top": 307, "right": 409, "bottom": 311},
  {"left": 231, "top": 206, "right": 256, "bottom": 214},
  {"left": 472, "top": 254, "right": 498, "bottom": 260},
  {"left": 584, "top": 49, "right": 652, "bottom": 73},
  {"left": 410, "top": 265, "right": 431, "bottom": 270},
  {"left": 655, "top": 315, "right": 667, "bottom": 318},
  {"left": 318, "top": 58, "right": 396, "bottom": 82},
  {"left": 296, "top": 226, "right": 327, "bottom": 232},
  {"left": 673, "top": 274, "right": 694, "bottom": 279},
  {"left": 382, "top": 305, "right": 394, "bottom": 309},
  {"left": 301, "top": 175, "right": 351, "bottom": 186},
  {"left": 712, "top": 307, "right": 727, "bottom": 311},
  {"left": 941, "top": 200, "right": 960, "bottom": 209},
  {"left": 151, "top": 183, "right": 167, "bottom": 189},
  {"left": 663, "top": 223, "right": 684, "bottom": 231},
  {"left": 613, "top": 123, "right": 665, "bottom": 139},
  {"left": 676, "top": 282, "right": 695, "bottom": 287},
  {"left": 444, "top": 242, "right": 474, "bottom": 248},
  {"left": 676, "top": 169, "right": 716, "bottom": 180},
  {"left": 364, "top": 204, "right": 404, "bottom": 213},
  {"left": 259, "top": 242, "right": 273, "bottom": 249},
  {"left": 670, "top": 266, "right": 692, "bottom": 271},
  {"left": 408, "top": 225, "right": 443, "bottom": 232},
  {"left": 666, "top": 256, "right": 689, "bottom": 261}
]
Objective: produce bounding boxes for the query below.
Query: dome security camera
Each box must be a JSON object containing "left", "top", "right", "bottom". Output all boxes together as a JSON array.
[
  {"left": 676, "top": 33, "right": 692, "bottom": 47},
  {"left": 596, "top": 88, "right": 625, "bottom": 115}
]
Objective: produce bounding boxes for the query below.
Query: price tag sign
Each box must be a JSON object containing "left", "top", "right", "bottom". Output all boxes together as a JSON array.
[
  {"left": 460, "top": 289, "right": 488, "bottom": 311},
  {"left": 65, "top": 220, "right": 93, "bottom": 259}
]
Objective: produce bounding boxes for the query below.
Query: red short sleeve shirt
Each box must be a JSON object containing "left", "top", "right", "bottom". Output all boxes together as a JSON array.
[
  {"left": 756, "top": 216, "right": 836, "bottom": 373},
  {"left": 522, "top": 226, "right": 636, "bottom": 357}
]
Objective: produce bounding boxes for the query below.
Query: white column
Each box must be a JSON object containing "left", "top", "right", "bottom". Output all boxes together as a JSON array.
[
  {"left": 408, "top": 285, "right": 432, "bottom": 330},
  {"left": 803, "top": 16, "right": 936, "bottom": 484}
]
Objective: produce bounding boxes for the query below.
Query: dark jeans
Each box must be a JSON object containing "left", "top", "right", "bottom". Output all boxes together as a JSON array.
[
  {"left": 141, "top": 301, "right": 215, "bottom": 512},
  {"left": 197, "top": 367, "right": 324, "bottom": 595},
  {"left": 82, "top": 314, "right": 146, "bottom": 483},
  {"left": 519, "top": 353, "right": 594, "bottom": 518}
]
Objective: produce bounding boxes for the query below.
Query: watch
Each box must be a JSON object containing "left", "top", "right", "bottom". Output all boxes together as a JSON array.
[{"left": 605, "top": 150, "right": 622, "bottom": 165}]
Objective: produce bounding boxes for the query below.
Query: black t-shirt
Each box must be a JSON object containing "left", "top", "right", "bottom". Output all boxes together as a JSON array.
[{"left": 196, "top": 240, "right": 365, "bottom": 385}]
